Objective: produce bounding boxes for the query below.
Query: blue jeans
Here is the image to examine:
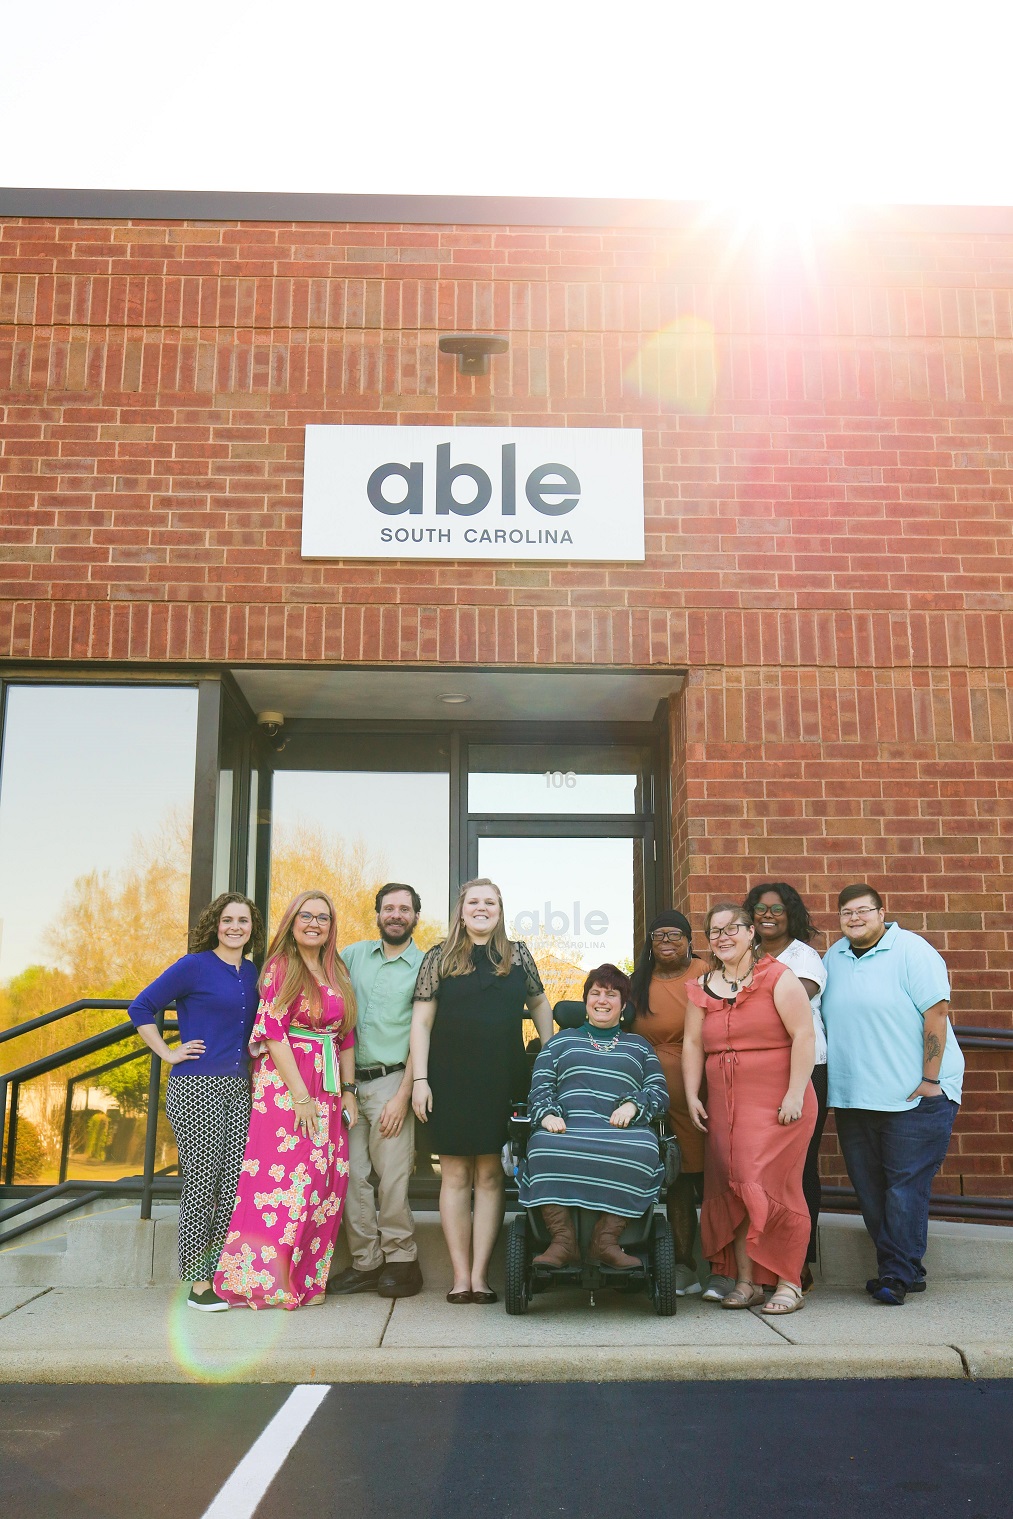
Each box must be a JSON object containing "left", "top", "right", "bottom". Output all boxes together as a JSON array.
[{"left": 835, "top": 1096, "right": 958, "bottom": 1287}]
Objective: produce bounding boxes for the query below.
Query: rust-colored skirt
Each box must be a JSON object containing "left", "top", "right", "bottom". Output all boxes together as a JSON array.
[{"left": 702, "top": 1045, "right": 816, "bottom": 1287}]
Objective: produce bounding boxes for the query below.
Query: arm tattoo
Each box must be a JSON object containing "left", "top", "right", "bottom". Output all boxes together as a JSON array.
[{"left": 925, "top": 1032, "right": 942, "bottom": 1062}]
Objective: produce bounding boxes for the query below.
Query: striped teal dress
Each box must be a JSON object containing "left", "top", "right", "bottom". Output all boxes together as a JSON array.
[{"left": 519, "top": 1027, "right": 668, "bottom": 1218}]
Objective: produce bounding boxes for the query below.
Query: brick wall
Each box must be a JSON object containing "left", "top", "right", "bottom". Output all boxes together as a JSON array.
[{"left": 1, "top": 208, "right": 1011, "bottom": 1193}]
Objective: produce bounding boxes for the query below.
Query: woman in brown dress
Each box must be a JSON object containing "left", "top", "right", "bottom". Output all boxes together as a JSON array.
[
  {"left": 629, "top": 910, "right": 709, "bottom": 1296},
  {"left": 683, "top": 902, "right": 816, "bottom": 1316}
]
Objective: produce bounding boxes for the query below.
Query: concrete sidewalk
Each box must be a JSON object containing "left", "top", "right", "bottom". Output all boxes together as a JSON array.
[{"left": 1, "top": 1210, "right": 1010, "bottom": 1384}]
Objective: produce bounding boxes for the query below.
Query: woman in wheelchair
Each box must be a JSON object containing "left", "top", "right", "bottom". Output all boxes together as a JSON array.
[{"left": 519, "top": 964, "right": 669, "bottom": 1269}]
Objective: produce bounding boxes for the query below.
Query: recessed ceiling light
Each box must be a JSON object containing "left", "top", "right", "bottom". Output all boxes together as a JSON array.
[{"left": 438, "top": 692, "right": 470, "bottom": 704}]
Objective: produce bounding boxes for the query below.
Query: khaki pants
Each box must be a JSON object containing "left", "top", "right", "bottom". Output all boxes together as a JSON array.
[{"left": 341, "top": 1068, "right": 417, "bottom": 1269}]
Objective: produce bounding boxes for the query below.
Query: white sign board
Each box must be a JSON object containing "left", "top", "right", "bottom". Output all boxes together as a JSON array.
[{"left": 301, "top": 426, "right": 644, "bottom": 561}]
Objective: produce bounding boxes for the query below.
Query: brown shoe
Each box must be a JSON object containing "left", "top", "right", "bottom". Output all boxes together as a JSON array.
[
  {"left": 588, "top": 1213, "right": 640, "bottom": 1270},
  {"left": 377, "top": 1259, "right": 423, "bottom": 1298},
  {"left": 532, "top": 1205, "right": 580, "bottom": 1267}
]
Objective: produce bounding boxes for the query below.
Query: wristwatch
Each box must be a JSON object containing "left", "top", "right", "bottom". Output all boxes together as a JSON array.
[{"left": 341, "top": 1081, "right": 358, "bottom": 1096}]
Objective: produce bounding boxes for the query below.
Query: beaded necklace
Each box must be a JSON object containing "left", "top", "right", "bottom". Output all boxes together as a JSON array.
[{"left": 585, "top": 1024, "right": 622, "bottom": 1053}]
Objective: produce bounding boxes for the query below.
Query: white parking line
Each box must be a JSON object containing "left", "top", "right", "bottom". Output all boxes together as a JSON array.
[{"left": 198, "top": 1384, "right": 331, "bottom": 1519}]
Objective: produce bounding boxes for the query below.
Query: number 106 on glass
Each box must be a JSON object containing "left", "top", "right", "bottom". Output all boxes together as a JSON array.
[{"left": 544, "top": 771, "right": 577, "bottom": 789}]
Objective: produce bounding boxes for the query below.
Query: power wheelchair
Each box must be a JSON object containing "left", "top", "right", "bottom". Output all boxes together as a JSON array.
[{"left": 504, "top": 999, "right": 680, "bottom": 1317}]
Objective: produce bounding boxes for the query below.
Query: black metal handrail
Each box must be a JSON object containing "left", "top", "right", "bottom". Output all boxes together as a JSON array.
[
  {"left": 0, "top": 1004, "right": 176, "bottom": 1213},
  {"left": 1, "top": 1004, "right": 1010, "bottom": 1241},
  {"left": 0, "top": 998, "right": 135, "bottom": 1046},
  {"left": 951, "top": 1024, "right": 1013, "bottom": 1050}
]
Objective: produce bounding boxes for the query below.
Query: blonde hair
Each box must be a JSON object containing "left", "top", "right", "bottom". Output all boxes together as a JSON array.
[
  {"left": 260, "top": 888, "right": 357, "bottom": 1036},
  {"left": 703, "top": 901, "right": 759, "bottom": 973},
  {"left": 439, "top": 878, "right": 512, "bottom": 979}
]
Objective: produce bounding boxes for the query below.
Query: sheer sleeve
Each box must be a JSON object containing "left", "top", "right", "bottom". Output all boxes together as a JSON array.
[
  {"left": 250, "top": 958, "right": 294, "bottom": 1050},
  {"left": 413, "top": 945, "right": 443, "bottom": 1002},
  {"left": 527, "top": 1041, "right": 563, "bottom": 1123},
  {"left": 513, "top": 941, "right": 544, "bottom": 999}
]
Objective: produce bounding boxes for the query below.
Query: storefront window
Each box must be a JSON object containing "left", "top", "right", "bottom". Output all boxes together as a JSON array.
[
  {"left": 468, "top": 744, "right": 642, "bottom": 815},
  {"left": 269, "top": 770, "right": 450, "bottom": 945},
  {"left": 0, "top": 683, "right": 198, "bottom": 1185}
]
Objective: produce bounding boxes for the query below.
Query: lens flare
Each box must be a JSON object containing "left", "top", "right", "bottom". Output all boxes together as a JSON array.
[
  {"left": 625, "top": 315, "right": 718, "bottom": 413},
  {"left": 166, "top": 1282, "right": 289, "bottom": 1383}
]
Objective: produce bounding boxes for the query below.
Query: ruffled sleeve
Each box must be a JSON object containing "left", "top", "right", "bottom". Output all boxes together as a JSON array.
[
  {"left": 513, "top": 941, "right": 544, "bottom": 998},
  {"left": 250, "top": 958, "right": 293, "bottom": 1052},
  {"left": 413, "top": 944, "right": 443, "bottom": 1002},
  {"left": 685, "top": 976, "right": 709, "bottom": 1011}
]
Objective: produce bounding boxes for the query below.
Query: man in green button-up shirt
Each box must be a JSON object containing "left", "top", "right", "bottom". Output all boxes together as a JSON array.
[{"left": 328, "top": 883, "right": 425, "bottom": 1299}]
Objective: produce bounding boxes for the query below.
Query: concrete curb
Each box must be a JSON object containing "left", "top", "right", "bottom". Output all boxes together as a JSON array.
[{"left": 0, "top": 1343, "right": 969, "bottom": 1385}]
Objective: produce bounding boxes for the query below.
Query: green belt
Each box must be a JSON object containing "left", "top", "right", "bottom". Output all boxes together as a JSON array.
[{"left": 289, "top": 1027, "right": 340, "bottom": 1094}]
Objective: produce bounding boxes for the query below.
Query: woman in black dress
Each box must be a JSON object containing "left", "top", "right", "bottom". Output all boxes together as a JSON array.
[{"left": 411, "top": 878, "right": 554, "bottom": 1303}]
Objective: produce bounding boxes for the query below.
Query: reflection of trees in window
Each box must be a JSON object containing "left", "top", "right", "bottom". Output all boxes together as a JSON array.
[
  {"left": 0, "top": 806, "right": 194, "bottom": 1182},
  {"left": 268, "top": 822, "right": 446, "bottom": 952}
]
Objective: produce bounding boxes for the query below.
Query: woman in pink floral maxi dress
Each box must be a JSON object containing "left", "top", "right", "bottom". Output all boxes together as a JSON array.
[{"left": 215, "top": 890, "right": 358, "bottom": 1309}]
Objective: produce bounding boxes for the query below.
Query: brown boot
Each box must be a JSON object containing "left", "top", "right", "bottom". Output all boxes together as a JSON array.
[
  {"left": 588, "top": 1213, "right": 640, "bottom": 1269},
  {"left": 533, "top": 1206, "right": 580, "bottom": 1267}
]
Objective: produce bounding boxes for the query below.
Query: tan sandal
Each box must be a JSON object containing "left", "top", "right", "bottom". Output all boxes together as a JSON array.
[
  {"left": 721, "top": 1280, "right": 765, "bottom": 1309},
  {"left": 761, "top": 1282, "right": 805, "bottom": 1315}
]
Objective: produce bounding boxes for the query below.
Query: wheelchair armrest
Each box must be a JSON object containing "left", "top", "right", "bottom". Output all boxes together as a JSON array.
[{"left": 508, "top": 1104, "right": 532, "bottom": 1159}]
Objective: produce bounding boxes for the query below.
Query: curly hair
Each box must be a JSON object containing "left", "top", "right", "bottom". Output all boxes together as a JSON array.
[
  {"left": 742, "top": 882, "right": 822, "bottom": 945},
  {"left": 188, "top": 892, "right": 265, "bottom": 960}
]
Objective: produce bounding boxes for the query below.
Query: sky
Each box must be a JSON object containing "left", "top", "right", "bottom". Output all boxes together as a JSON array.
[
  {"left": 3, "top": 0, "right": 1012, "bottom": 206},
  {"left": 0, "top": 686, "right": 199, "bottom": 980}
]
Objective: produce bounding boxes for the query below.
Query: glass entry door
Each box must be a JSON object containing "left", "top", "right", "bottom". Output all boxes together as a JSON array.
[
  {"left": 466, "top": 740, "right": 655, "bottom": 1000},
  {"left": 473, "top": 826, "right": 647, "bottom": 1002}
]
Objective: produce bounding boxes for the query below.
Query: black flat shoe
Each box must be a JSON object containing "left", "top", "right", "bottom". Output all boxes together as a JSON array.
[
  {"left": 470, "top": 1289, "right": 498, "bottom": 1305},
  {"left": 446, "top": 1290, "right": 474, "bottom": 1304}
]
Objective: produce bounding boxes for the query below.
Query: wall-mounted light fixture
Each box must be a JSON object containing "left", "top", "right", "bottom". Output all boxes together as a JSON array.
[
  {"left": 438, "top": 692, "right": 471, "bottom": 705},
  {"left": 438, "top": 333, "right": 509, "bottom": 376}
]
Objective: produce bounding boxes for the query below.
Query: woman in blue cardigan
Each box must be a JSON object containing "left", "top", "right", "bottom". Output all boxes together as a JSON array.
[{"left": 130, "top": 892, "right": 265, "bottom": 1311}]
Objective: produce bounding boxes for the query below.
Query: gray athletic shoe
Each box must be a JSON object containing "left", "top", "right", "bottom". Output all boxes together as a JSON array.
[
  {"left": 675, "top": 1264, "right": 703, "bottom": 1296},
  {"left": 702, "top": 1273, "right": 734, "bottom": 1302}
]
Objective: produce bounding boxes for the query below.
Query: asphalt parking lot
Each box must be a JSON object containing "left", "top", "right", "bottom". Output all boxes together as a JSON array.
[{"left": 1, "top": 1379, "right": 1009, "bottom": 1519}]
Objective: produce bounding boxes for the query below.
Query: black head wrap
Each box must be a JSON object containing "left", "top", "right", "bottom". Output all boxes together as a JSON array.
[{"left": 648, "top": 909, "right": 693, "bottom": 941}]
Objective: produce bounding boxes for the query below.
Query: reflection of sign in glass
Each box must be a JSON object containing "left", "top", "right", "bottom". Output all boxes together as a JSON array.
[{"left": 514, "top": 901, "right": 610, "bottom": 938}]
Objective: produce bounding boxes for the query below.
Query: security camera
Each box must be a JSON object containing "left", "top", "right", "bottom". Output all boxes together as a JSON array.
[{"left": 257, "top": 710, "right": 287, "bottom": 752}]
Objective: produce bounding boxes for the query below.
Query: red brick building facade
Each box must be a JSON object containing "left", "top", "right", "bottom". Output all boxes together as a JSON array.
[{"left": 1, "top": 190, "right": 1010, "bottom": 1200}]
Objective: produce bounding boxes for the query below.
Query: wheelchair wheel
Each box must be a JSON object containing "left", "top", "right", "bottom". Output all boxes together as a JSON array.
[
  {"left": 649, "top": 1214, "right": 677, "bottom": 1317},
  {"left": 505, "top": 1213, "right": 532, "bottom": 1315}
]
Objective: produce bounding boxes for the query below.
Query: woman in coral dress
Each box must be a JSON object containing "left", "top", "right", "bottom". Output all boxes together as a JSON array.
[
  {"left": 215, "top": 890, "right": 358, "bottom": 1309},
  {"left": 683, "top": 902, "right": 816, "bottom": 1317}
]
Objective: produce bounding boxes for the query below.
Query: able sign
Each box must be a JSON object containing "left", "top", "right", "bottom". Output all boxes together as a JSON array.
[{"left": 301, "top": 426, "right": 644, "bottom": 561}]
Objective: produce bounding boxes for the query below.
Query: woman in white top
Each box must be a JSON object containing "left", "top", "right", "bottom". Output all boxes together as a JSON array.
[{"left": 744, "top": 883, "right": 827, "bottom": 1293}]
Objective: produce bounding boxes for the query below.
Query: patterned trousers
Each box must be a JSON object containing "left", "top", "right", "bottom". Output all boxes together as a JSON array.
[{"left": 165, "top": 1074, "right": 252, "bottom": 1281}]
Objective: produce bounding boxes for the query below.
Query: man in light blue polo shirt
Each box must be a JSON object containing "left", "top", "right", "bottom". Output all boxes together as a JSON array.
[
  {"left": 822, "top": 883, "right": 963, "bottom": 1306},
  {"left": 327, "top": 882, "right": 424, "bottom": 1299}
]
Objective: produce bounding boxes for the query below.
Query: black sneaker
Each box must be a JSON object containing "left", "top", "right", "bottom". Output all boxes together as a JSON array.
[
  {"left": 377, "top": 1260, "right": 424, "bottom": 1299},
  {"left": 326, "top": 1264, "right": 384, "bottom": 1295},
  {"left": 867, "top": 1276, "right": 926, "bottom": 1295},
  {"left": 872, "top": 1277, "right": 907, "bottom": 1306},
  {"left": 187, "top": 1285, "right": 229, "bottom": 1312}
]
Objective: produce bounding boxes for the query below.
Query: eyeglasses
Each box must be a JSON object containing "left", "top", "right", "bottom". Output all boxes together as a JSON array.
[
  {"left": 651, "top": 929, "right": 686, "bottom": 943},
  {"left": 297, "top": 911, "right": 332, "bottom": 926},
  {"left": 753, "top": 904, "right": 785, "bottom": 918},
  {"left": 708, "top": 923, "right": 747, "bottom": 941},
  {"left": 840, "top": 906, "right": 880, "bottom": 920}
]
